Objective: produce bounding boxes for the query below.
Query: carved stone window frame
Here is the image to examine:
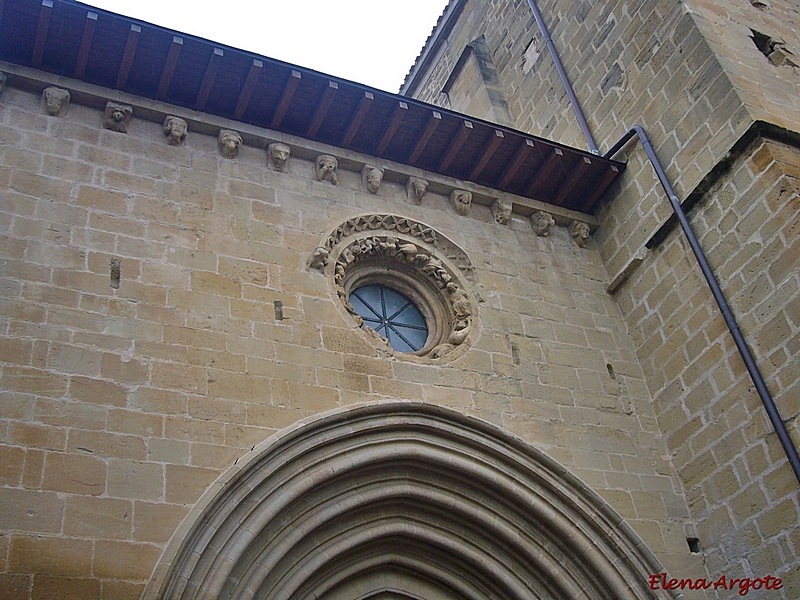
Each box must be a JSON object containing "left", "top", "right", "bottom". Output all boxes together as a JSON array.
[{"left": 310, "top": 214, "right": 478, "bottom": 361}]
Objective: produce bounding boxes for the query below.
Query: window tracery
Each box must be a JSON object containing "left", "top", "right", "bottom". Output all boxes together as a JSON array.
[{"left": 310, "top": 214, "right": 477, "bottom": 359}]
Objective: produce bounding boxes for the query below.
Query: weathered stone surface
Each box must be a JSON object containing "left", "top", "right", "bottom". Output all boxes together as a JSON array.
[
  {"left": 42, "top": 87, "right": 70, "bottom": 117},
  {"left": 218, "top": 129, "right": 242, "bottom": 158},
  {"left": 315, "top": 154, "right": 338, "bottom": 185},
  {"left": 102, "top": 102, "right": 133, "bottom": 133},
  {"left": 449, "top": 189, "right": 472, "bottom": 215},
  {"left": 406, "top": 1, "right": 800, "bottom": 596},
  {"left": 2, "top": 3, "right": 798, "bottom": 594},
  {"left": 267, "top": 142, "right": 290, "bottom": 172},
  {"left": 163, "top": 115, "right": 188, "bottom": 146}
]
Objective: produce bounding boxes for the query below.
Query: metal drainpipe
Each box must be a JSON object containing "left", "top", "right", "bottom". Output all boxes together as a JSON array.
[
  {"left": 525, "top": 0, "right": 599, "bottom": 154},
  {"left": 528, "top": 1, "right": 800, "bottom": 484},
  {"left": 605, "top": 127, "right": 800, "bottom": 485}
]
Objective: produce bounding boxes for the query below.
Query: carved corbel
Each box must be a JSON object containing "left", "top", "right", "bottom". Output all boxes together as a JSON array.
[
  {"left": 569, "top": 220, "right": 591, "bottom": 247},
  {"left": 42, "top": 87, "right": 70, "bottom": 116},
  {"left": 362, "top": 165, "right": 384, "bottom": 194},
  {"left": 531, "top": 211, "right": 555, "bottom": 237},
  {"left": 492, "top": 199, "right": 512, "bottom": 225},
  {"left": 102, "top": 102, "right": 133, "bottom": 133},
  {"left": 163, "top": 116, "right": 188, "bottom": 145},
  {"left": 309, "top": 246, "right": 330, "bottom": 271},
  {"left": 315, "top": 154, "right": 338, "bottom": 185},
  {"left": 406, "top": 177, "right": 428, "bottom": 204},
  {"left": 218, "top": 129, "right": 242, "bottom": 158},
  {"left": 450, "top": 190, "right": 472, "bottom": 216},
  {"left": 268, "top": 143, "right": 290, "bottom": 173}
]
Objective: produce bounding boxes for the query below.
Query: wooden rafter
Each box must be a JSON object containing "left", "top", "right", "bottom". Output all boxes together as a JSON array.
[
  {"left": 554, "top": 156, "right": 592, "bottom": 206},
  {"left": 375, "top": 101, "right": 408, "bottom": 155},
  {"left": 439, "top": 119, "right": 473, "bottom": 171},
  {"left": 195, "top": 47, "right": 224, "bottom": 111},
  {"left": 31, "top": 0, "right": 53, "bottom": 68},
  {"left": 156, "top": 36, "right": 183, "bottom": 100},
  {"left": 233, "top": 59, "right": 263, "bottom": 120},
  {"left": 408, "top": 110, "right": 442, "bottom": 165},
  {"left": 271, "top": 70, "right": 301, "bottom": 129},
  {"left": 526, "top": 147, "right": 563, "bottom": 196},
  {"left": 116, "top": 24, "right": 141, "bottom": 89},
  {"left": 499, "top": 139, "right": 535, "bottom": 188},
  {"left": 578, "top": 165, "right": 619, "bottom": 212},
  {"left": 469, "top": 129, "right": 504, "bottom": 180},
  {"left": 341, "top": 91, "right": 374, "bottom": 147},
  {"left": 307, "top": 81, "right": 338, "bottom": 137},
  {"left": 73, "top": 10, "right": 97, "bottom": 79}
]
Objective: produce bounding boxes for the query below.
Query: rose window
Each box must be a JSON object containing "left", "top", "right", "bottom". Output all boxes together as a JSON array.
[
  {"left": 348, "top": 284, "right": 429, "bottom": 352},
  {"left": 310, "top": 214, "right": 477, "bottom": 360}
]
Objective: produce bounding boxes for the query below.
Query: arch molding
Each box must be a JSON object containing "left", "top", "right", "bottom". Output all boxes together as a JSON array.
[{"left": 147, "top": 402, "right": 674, "bottom": 600}]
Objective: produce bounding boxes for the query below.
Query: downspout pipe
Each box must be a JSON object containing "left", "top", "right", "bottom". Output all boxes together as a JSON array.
[
  {"left": 527, "top": 0, "right": 800, "bottom": 485},
  {"left": 525, "top": 0, "right": 599, "bottom": 155},
  {"left": 604, "top": 127, "right": 800, "bottom": 485}
]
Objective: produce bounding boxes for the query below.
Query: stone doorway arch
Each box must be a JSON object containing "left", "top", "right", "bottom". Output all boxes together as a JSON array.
[{"left": 146, "top": 402, "right": 674, "bottom": 600}]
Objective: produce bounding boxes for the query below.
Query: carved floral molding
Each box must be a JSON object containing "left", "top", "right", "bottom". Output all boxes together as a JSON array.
[{"left": 310, "top": 214, "right": 477, "bottom": 359}]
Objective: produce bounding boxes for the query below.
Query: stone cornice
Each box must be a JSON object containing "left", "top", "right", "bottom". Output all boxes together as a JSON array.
[{"left": 0, "top": 61, "right": 599, "bottom": 229}]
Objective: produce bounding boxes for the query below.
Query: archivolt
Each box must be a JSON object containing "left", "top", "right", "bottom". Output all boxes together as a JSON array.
[{"left": 147, "top": 403, "right": 674, "bottom": 600}]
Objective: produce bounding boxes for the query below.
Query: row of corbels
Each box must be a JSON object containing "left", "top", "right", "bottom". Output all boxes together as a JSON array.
[{"left": 17, "top": 80, "right": 591, "bottom": 247}]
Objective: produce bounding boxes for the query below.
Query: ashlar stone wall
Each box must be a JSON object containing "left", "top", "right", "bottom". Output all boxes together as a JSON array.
[
  {"left": 686, "top": 0, "right": 800, "bottom": 131},
  {"left": 616, "top": 136, "right": 800, "bottom": 596},
  {"left": 0, "top": 75, "right": 705, "bottom": 597},
  {"left": 406, "top": 0, "right": 800, "bottom": 597},
  {"left": 405, "top": 0, "right": 751, "bottom": 282}
]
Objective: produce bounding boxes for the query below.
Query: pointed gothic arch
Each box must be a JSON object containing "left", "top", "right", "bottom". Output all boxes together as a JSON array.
[{"left": 146, "top": 403, "right": 674, "bottom": 600}]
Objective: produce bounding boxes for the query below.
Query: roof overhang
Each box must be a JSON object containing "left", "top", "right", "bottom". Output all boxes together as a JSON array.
[{"left": 0, "top": 0, "right": 624, "bottom": 213}]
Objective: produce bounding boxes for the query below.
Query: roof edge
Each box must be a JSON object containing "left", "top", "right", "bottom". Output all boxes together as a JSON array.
[
  {"left": 400, "top": 0, "right": 467, "bottom": 96},
  {"left": 1, "top": 60, "right": 600, "bottom": 228}
]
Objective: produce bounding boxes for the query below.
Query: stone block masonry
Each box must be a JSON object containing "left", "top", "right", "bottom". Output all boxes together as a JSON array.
[
  {"left": 0, "top": 75, "right": 695, "bottom": 597},
  {"left": 406, "top": 0, "right": 800, "bottom": 597}
]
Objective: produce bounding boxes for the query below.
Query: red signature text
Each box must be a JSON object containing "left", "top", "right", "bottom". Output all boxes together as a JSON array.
[{"left": 648, "top": 573, "right": 783, "bottom": 596}]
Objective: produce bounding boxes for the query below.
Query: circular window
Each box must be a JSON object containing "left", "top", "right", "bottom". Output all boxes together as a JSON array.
[
  {"left": 313, "top": 219, "right": 476, "bottom": 360},
  {"left": 348, "top": 284, "right": 428, "bottom": 352}
]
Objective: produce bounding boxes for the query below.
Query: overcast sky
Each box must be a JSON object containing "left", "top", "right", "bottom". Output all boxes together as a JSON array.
[{"left": 80, "top": 0, "right": 450, "bottom": 92}]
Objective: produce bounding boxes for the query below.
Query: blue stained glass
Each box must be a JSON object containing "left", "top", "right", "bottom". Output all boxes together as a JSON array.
[{"left": 349, "top": 284, "right": 428, "bottom": 352}]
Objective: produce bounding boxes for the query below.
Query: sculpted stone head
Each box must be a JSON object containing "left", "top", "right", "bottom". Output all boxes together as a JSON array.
[
  {"left": 42, "top": 87, "right": 70, "bottom": 116},
  {"left": 569, "top": 220, "right": 591, "bottom": 247},
  {"left": 362, "top": 165, "right": 384, "bottom": 194},
  {"left": 450, "top": 190, "right": 472, "bottom": 216},
  {"left": 268, "top": 143, "right": 291, "bottom": 172},
  {"left": 406, "top": 177, "right": 428, "bottom": 204},
  {"left": 492, "top": 199, "right": 512, "bottom": 225},
  {"left": 316, "top": 154, "right": 338, "bottom": 185},
  {"left": 218, "top": 129, "right": 243, "bottom": 159},
  {"left": 102, "top": 102, "right": 133, "bottom": 133},
  {"left": 531, "top": 211, "right": 555, "bottom": 237},
  {"left": 163, "top": 116, "right": 188, "bottom": 145}
]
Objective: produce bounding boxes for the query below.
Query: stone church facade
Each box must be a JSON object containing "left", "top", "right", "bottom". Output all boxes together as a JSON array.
[{"left": 0, "top": 0, "right": 797, "bottom": 598}]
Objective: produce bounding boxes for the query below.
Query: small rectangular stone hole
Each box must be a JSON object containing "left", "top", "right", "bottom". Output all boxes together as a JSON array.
[
  {"left": 110, "top": 257, "right": 121, "bottom": 289},
  {"left": 511, "top": 343, "right": 521, "bottom": 365},
  {"left": 273, "top": 300, "right": 284, "bottom": 320},
  {"left": 686, "top": 537, "right": 701, "bottom": 553}
]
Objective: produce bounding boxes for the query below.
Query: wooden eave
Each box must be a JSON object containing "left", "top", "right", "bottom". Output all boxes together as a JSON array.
[{"left": 0, "top": 0, "right": 624, "bottom": 213}]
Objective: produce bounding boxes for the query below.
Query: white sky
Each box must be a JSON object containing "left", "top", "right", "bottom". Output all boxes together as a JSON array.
[{"left": 80, "top": 0, "right": 450, "bottom": 93}]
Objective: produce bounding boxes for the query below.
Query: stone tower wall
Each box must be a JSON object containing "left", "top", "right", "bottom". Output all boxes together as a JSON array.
[{"left": 406, "top": 0, "right": 800, "bottom": 596}]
